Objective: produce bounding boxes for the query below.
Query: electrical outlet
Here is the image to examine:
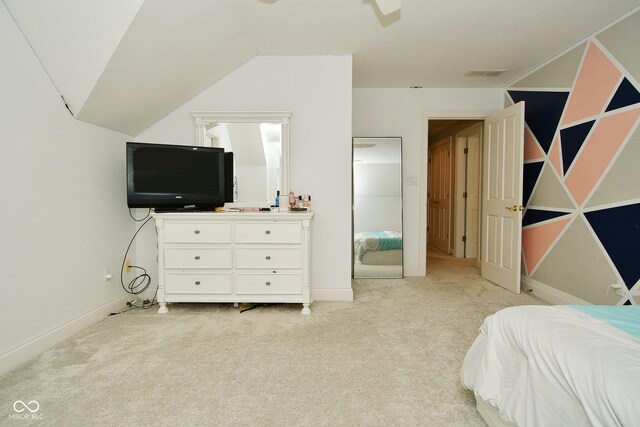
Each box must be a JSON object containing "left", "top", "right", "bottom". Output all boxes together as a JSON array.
[{"left": 125, "top": 260, "right": 131, "bottom": 273}]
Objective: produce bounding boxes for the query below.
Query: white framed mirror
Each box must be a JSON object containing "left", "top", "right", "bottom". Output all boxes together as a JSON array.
[
  {"left": 353, "top": 137, "right": 403, "bottom": 278},
  {"left": 192, "top": 111, "right": 291, "bottom": 207}
]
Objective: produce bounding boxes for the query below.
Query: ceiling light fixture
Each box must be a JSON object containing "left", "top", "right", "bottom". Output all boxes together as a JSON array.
[{"left": 374, "top": 0, "right": 401, "bottom": 15}]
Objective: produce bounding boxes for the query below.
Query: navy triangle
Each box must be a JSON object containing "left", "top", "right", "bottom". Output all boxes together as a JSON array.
[
  {"left": 606, "top": 78, "right": 640, "bottom": 112},
  {"left": 523, "top": 209, "right": 570, "bottom": 227},
  {"left": 584, "top": 203, "right": 640, "bottom": 289},
  {"left": 523, "top": 162, "right": 544, "bottom": 207},
  {"left": 560, "top": 120, "right": 595, "bottom": 174},
  {"left": 508, "top": 91, "right": 569, "bottom": 153}
]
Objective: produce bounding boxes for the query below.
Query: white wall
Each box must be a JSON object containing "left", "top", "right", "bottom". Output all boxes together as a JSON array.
[
  {"left": 353, "top": 88, "right": 504, "bottom": 275},
  {"left": 4, "top": 0, "right": 144, "bottom": 113},
  {"left": 137, "top": 55, "right": 353, "bottom": 300},
  {"left": 0, "top": 3, "right": 134, "bottom": 369}
]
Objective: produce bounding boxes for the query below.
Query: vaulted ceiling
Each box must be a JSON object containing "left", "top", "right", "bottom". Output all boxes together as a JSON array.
[{"left": 5, "top": 0, "right": 640, "bottom": 135}]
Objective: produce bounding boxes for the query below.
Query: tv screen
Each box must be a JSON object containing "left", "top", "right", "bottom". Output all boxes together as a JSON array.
[{"left": 127, "top": 142, "right": 227, "bottom": 211}]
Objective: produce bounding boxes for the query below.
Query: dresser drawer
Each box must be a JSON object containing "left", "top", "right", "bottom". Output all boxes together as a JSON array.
[
  {"left": 236, "top": 272, "right": 302, "bottom": 294},
  {"left": 165, "top": 248, "right": 232, "bottom": 269},
  {"left": 165, "top": 272, "right": 232, "bottom": 294},
  {"left": 164, "top": 222, "right": 231, "bottom": 244},
  {"left": 235, "top": 222, "right": 301, "bottom": 244},
  {"left": 235, "top": 248, "right": 301, "bottom": 269}
]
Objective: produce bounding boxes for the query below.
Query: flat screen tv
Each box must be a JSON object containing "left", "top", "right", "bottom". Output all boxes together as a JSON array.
[{"left": 127, "top": 142, "right": 231, "bottom": 211}]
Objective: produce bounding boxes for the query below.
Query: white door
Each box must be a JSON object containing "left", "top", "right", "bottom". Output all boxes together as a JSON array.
[
  {"left": 480, "top": 102, "right": 525, "bottom": 294},
  {"left": 428, "top": 138, "right": 452, "bottom": 253}
]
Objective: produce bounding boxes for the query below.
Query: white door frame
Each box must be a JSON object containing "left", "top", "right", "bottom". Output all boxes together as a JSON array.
[{"left": 419, "top": 110, "right": 495, "bottom": 276}]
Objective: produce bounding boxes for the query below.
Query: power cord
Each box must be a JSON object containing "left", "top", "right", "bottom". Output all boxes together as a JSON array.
[
  {"left": 129, "top": 207, "right": 151, "bottom": 222},
  {"left": 110, "top": 208, "right": 160, "bottom": 316},
  {"left": 120, "top": 212, "right": 153, "bottom": 297}
]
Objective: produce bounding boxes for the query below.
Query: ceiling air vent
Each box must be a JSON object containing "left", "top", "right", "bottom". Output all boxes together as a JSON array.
[{"left": 465, "top": 69, "right": 507, "bottom": 77}]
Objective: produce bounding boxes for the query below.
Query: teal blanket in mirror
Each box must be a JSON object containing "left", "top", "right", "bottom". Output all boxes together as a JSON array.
[{"left": 354, "top": 231, "right": 402, "bottom": 261}]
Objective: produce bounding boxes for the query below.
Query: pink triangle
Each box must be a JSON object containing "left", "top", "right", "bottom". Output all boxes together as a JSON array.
[
  {"left": 562, "top": 43, "right": 622, "bottom": 126},
  {"left": 524, "top": 126, "right": 544, "bottom": 161},
  {"left": 566, "top": 107, "right": 640, "bottom": 206},
  {"left": 548, "top": 134, "right": 562, "bottom": 176},
  {"left": 522, "top": 217, "right": 572, "bottom": 274}
]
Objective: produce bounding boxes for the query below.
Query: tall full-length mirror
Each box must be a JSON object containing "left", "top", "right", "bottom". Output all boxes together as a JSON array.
[
  {"left": 353, "top": 137, "right": 403, "bottom": 278},
  {"left": 192, "top": 112, "right": 290, "bottom": 206}
]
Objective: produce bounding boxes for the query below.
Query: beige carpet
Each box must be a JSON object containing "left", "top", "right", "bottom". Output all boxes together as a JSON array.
[{"left": 0, "top": 256, "right": 543, "bottom": 426}]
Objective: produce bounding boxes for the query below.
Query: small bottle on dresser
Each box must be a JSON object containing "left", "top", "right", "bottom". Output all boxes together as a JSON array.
[{"left": 288, "top": 191, "right": 296, "bottom": 209}]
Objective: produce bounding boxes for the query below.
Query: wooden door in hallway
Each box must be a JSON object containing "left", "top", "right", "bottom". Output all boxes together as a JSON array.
[
  {"left": 428, "top": 138, "right": 452, "bottom": 253},
  {"left": 453, "top": 122, "right": 482, "bottom": 259}
]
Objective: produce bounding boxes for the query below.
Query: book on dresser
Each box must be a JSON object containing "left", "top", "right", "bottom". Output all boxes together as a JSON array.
[{"left": 152, "top": 211, "right": 314, "bottom": 314}]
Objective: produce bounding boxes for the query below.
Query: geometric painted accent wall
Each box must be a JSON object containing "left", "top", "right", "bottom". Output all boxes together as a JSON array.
[
  {"left": 522, "top": 216, "right": 571, "bottom": 275},
  {"left": 508, "top": 11, "right": 640, "bottom": 305},
  {"left": 585, "top": 203, "right": 640, "bottom": 290},
  {"left": 509, "top": 91, "right": 569, "bottom": 153},
  {"left": 560, "top": 120, "right": 594, "bottom": 174}
]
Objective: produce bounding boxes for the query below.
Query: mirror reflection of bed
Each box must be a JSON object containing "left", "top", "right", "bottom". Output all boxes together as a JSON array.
[{"left": 353, "top": 137, "right": 403, "bottom": 279}]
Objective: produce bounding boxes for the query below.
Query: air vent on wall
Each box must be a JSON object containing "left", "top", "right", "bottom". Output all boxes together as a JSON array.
[{"left": 465, "top": 69, "right": 507, "bottom": 77}]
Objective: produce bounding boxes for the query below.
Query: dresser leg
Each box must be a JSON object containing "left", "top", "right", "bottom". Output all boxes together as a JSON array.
[
  {"left": 158, "top": 303, "right": 169, "bottom": 314},
  {"left": 301, "top": 304, "right": 311, "bottom": 315},
  {"left": 234, "top": 302, "right": 239, "bottom": 308}
]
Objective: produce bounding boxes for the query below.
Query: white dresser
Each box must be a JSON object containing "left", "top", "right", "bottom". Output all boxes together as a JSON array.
[{"left": 153, "top": 211, "right": 313, "bottom": 314}]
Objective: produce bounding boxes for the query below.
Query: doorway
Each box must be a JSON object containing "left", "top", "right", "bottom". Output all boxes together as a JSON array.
[
  {"left": 427, "top": 120, "right": 482, "bottom": 263},
  {"left": 420, "top": 104, "right": 525, "bottom": 294}
]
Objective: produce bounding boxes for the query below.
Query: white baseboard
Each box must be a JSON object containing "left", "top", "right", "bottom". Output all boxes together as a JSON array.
[
  {"left": 521, "top": 276, "right": 591, "bottom": 305},
  {"left": 403, "top": 266, "right": 422, "bottom": 277},
  {"left": 312, "top": 288, "right": 353, "bottom": 301},
  {"left": 0, "top": 296, "right": 127, "bottom": 376}
]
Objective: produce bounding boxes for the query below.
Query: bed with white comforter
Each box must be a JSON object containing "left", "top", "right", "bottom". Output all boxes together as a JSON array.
[
  {"left": 460, "top": 305, "right": 640, "bottom": 427},
  {"left": 354, "top": 231, "right": 402, "bottom": 265}
]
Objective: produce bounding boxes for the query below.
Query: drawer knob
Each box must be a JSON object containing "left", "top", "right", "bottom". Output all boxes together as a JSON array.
[
  {"left": 265, "top": 256, "right": 271, "bottom": 260},
  {"left": 265, "top": 230, "right": 271, "bottom": 234},
  {"left": 195, "top": 281, "right": 201, "bottom": 285},
  {"left": 194, "top": 230, "right": 200, "bottom": 234},
  {"left": 265, "top": 281, "right": 271, "bottom": 286},
  {"left": 195, "top": 256, "right": 201, "bottom": 260}
]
